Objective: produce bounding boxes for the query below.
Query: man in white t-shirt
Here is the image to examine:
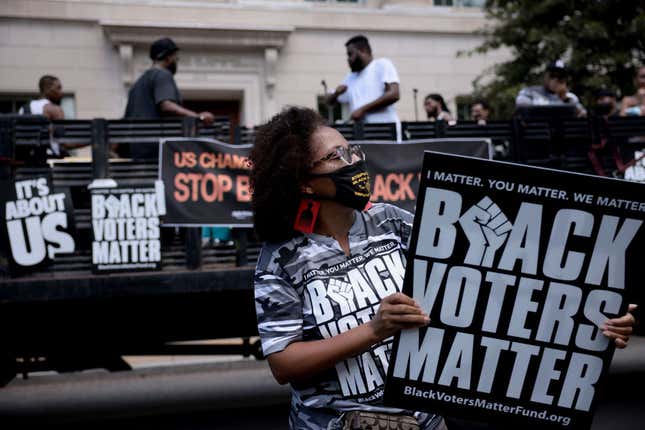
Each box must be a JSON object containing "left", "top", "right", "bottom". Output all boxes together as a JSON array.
[{"left": 327, "top": 35, "right": 401, "bottom": 136}]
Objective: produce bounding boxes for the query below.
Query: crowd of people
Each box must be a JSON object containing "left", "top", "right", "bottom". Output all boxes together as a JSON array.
[
  {"left": 16, "top": 35, "right": 645, "bottom": 152},
  {"left": 323, "top": 36, "right": 645, "bottom": 130}
]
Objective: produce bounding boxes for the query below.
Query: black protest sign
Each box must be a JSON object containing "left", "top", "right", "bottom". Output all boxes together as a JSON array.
[
  {"left": 91, "top": 186, "right": 163, "bottom": 273},
  {"left": 361, "top": 139, "right": 491, "bottom": 213},
  {"left": 384, "top": 152, "right": 644, "bottom": 430},
  {"left": 1, "top": 175, "right": 76, "bottom": 274},
  {"left": 158, "top": 138, "right": 490, "bottom": 226},
  {"left": 159, "top": 138, "right": 253, "bottom": 226}
]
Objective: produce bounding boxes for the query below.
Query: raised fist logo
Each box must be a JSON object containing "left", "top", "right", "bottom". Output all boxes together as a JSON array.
[
  {"left": 458, "top": 197, "right": 512, "bottom": 267},
  {"left": 104, "top": 195, "right": 121, "bottom": 217},
  {"left": 327, "top": 278, "right": 357, "bottom": 314}
]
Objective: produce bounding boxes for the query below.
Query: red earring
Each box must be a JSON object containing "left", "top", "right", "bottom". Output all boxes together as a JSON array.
[{"left": 294, "top": 198, "right": 320, "bottom": 234}]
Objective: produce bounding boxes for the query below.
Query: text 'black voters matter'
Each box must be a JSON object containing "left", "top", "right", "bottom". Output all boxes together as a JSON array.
[
  {"left": 91, "top": 185, "right": 164, "bottom": 273},
  {"left": 384, "top": 151, "right": 644, "bottom": 430}
]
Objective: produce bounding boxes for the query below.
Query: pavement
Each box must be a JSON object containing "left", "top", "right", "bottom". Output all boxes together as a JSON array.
[{"left": 0, "top": 337, "right": 643, "bottom": 429}]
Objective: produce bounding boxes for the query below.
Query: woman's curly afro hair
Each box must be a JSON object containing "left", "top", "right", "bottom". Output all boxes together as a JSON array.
[{"left": 249, "top": 106, "right": 325, "bottom": 243}]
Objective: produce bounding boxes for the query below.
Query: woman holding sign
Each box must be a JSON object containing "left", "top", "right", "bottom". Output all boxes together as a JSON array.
[{"left": 249, "top": 107, "right": 637, "bottom": 430}]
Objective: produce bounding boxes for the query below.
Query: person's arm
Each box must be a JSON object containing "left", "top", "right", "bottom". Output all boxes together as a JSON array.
[
  {"left": 159, "top": 99, "right": 198, "bottom": 117},
  {"left": 620, "top": 96, "right": 638, "bottom": 116},
  {"left": 515, "top": 87, "right": 533, "bottom": 106},
  {"left": 326, "top": 84, "right": 348, "bottom": 105},
  {"left": 439, "top": 110, "right": 455, "bottom": 122},
  {"left": 154, "top": 70, "right": 215, "bottom": 124},
  {"left": 350, "top": 82, "right": 400, "bottom": 121},
  {"left": 561, "top": 90, "right": 587, "bottom": 117},
  {"left": 267, "top": 292, "right": 428, "bottom": 385},
  {"left": 159, "top": 100, "right": 215, "bottom": 124},
  {"left": 43, "top": 103, "right": 65, "bottom": 120},
  {"left": 43, "top": 103, "right": 79, "bottom": 151}
]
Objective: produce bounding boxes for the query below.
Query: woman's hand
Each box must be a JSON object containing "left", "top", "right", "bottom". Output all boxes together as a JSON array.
[
  {"left": 368, "top": 293, "right": 430, "bottom": 341},
  {"left": 602, "top": 304, "right": 638, "bottom": 349}
]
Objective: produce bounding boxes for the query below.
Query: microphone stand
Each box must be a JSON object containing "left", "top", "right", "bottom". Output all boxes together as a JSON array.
[
  {"left": 321, "top": 80, "right": 333, "bottom": 124},
  {"left": 413, "top": 88, "right": 419, "bottom": 122}
]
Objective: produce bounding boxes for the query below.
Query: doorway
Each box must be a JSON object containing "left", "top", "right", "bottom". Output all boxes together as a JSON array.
[{"left": 183, "top": 99, "right": 240, "bottom": 142}]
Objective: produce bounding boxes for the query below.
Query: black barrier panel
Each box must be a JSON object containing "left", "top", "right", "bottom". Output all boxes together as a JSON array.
[
  {"left": 156, "top": 138, "right": 492, "bottom": 226},
  {"left": 1, "top": 115, "right": 645, "bottom": 381},
  {"left": 2, "top": 115, "right": 645, "bottom": 278}
]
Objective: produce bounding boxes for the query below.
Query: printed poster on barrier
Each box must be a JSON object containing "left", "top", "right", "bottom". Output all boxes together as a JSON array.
[
  {"left": 384, "top": 152, "right": 644, "bottom": 430},
  {"left": 91, "top": 184, "right": 165, "bottom": 273},
  {"left": 0, "top": 175, "right": 76, "bottom": 275},
  {"left": 360, "top": 138, "right": 492, "bottom": 213},
  {"left": 159, "top": 138, "right": 253, "bottom": 227}
]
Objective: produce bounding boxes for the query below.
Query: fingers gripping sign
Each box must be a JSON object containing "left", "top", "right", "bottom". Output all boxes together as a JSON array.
[
  {"left": 459, "top": 196, "right": 512, "bottom": 267},
  {"left": 370, "top": 293, "right": 430, "bottom": 341},
  {"left": 602, "top": 303, "right": 638, "bottom": 349}
]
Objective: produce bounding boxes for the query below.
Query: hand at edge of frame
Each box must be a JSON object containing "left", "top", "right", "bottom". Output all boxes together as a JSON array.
[{"left": 601, "top": 303, "right": 638, "bottom": 349}]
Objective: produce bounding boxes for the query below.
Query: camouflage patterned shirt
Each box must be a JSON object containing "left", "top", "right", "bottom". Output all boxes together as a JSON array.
[{"left": 254, "top": 203, "right": 442, "bottom": 429}]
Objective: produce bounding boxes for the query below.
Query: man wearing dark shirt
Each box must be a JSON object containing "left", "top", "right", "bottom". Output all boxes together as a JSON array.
[{"left": 124, "top": 37, "right": 214, "bottom": 159}]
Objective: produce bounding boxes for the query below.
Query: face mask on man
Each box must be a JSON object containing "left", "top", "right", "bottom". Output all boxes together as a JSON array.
[
  {"left": 349, "top": 57, "right": 364, "bottom": 73},
  {"left": 594, "top": 103, "right": 614, "bottom": 116},
  {"left": 310, "top": 160, "right": 371, "bottom": 210},
  {"left": 167, "top": 60, "right": 178, "bottom": 75}
]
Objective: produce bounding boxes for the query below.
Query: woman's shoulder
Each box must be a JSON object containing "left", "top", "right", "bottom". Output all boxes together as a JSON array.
[
  {"left": 366, "top": 202, "right": 413, "bottom": 218},
  {"left": 364, "top": 203, "right": 414, "bottom": 227},
  {"left": 256, "top": 235, "right": 310, "bottom": 273}
]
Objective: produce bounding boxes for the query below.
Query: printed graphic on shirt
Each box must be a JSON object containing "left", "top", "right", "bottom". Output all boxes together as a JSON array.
[{"left": 303, "top": 240, "right": 405, "bottom": 402}]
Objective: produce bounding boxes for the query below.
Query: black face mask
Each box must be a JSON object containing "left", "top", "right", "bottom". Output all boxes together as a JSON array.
[
  {"left": 595, "top": 102, "right": 614, "bottom": 116},
  {"left": 349, "top": 57, "right": 364, "bottom": 72},
  {"left": 167, "top": 61, "right": 177, "bottom": 75},
  {"left": 312, "top": 160, "right": 371, "bottom": 210}
]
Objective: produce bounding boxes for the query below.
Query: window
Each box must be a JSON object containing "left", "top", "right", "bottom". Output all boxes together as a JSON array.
[
  {"left": 0, "top": 94, "right": 75, "bottom": 118},
  {"left": 460, "top": 0, "right": 485, "bottom": 6},
  {"left": 455, "top": 95, "right": 475, "bottom": 120},
  {"left": 0, "top": 94, "right": 33, "bottom": 114},
  {"left": 434, "top": 0, "right": 484, "bottom": 6},
  {"left": 60, "top": 96, "right": 76, "bottom": 119},
  {"left": 306, "top": 0, "right": 360, "bottom": 3}
]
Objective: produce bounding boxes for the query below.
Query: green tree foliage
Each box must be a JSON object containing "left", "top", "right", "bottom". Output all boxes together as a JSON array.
[{"left": 469, "top": 0, "right": 645, "bottom": 118}]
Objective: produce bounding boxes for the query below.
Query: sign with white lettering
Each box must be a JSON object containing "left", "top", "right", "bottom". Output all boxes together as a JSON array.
[
  {"left": 91, "top": 185, "right": 164, "bottom": 273},
  {"left": 158, "top": 138, "right": 491, "bottom": 226},
  {"left": 384, "top": 152, "right": 644, "bottom": 430},
  {"left": 0, "top": 176, "right": 76, "bottom": 274}
]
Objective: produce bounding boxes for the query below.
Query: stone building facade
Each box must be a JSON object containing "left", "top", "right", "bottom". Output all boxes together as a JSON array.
[{"left": 0, "top": 0, "right": 506, "bottom": 126}]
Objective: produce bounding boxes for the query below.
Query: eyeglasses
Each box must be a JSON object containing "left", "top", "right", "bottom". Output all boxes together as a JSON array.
[{"left": 312, "top": 144, "right": 365, "bottom": 166}]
